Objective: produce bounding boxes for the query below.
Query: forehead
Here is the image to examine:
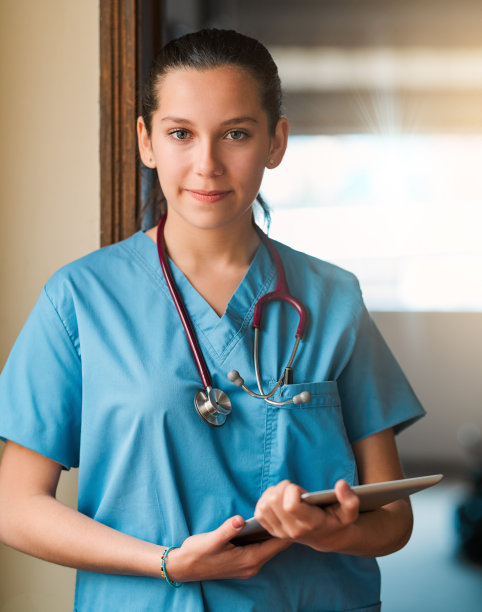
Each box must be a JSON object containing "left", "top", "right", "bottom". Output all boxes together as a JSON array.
[{"left": 155, "top": 65, "right": 265, "bottom": 118}]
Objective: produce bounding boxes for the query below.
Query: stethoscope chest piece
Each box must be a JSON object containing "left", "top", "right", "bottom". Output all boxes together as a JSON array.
[{"left": 194, "top": 387, "right": 232, "bottom": 427}]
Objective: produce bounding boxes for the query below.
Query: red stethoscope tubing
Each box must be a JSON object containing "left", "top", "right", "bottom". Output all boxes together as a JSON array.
[
  {"left": 157, "top": 213, "right": 212, "bottom": 389},
  {"left": 252, "top": 225, "right": 307, "bottom": 337},
  {"left": 156, "top": 212, "right": 307, "bottom": 390}
]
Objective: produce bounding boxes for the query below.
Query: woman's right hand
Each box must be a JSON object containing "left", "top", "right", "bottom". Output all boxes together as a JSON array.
[{"left": 165, "top": 516, "right": 291, "bottom": 582}]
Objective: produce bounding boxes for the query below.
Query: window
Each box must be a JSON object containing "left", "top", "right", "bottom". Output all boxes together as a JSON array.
[{"left": 262, "top": 135, "right": 482, "bottom": 311}]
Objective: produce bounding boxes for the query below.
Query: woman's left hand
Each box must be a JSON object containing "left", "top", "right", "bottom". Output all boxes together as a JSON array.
[{"left": 254, "top": 479, "right": 360, "bottom": 553}]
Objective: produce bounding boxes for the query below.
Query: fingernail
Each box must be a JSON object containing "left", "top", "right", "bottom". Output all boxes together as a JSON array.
[{"left": 232, "top": 516, "right": 244, "bottom": 529}]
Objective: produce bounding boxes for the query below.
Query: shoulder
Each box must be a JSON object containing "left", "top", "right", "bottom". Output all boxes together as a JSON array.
[
  {"left": 42, "top": 232, "right": 147, "bottom": 332},
  {"left": 45, "top": 233, "right": 143, "bottom": 300},
  {"left": 271, "top": 238, "right": 364, "bottom": 312}
]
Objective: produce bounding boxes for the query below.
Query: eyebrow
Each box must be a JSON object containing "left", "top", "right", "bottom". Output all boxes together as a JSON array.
[{"left": 160, "top": 116, "right": 259, "bottom": 126}]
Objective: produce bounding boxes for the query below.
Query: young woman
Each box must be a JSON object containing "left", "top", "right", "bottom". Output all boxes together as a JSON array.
[{"left": 0, "top": 29, "right": 424, "bottom": 611}]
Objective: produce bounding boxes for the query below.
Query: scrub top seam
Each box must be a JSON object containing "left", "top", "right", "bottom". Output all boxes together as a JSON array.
[
  {"left": 43, "top": 286, "right": 81, "bottom": 360},
  {"left": 260, "top": 401, "right": 274, "bottom": 494},
  {"left": 120, "top": 241, "right": 170, "bottom": 299},
  {"left": 348, "top": 283, "right": 365, "bottom": 334},
  {"left": 334, "top": 286, "right": 366, "bottom": 381}
]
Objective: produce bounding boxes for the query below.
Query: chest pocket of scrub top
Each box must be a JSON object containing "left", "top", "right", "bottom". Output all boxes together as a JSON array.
[{"left": 262, "top": 381, "right": 357, "bottom": 493}]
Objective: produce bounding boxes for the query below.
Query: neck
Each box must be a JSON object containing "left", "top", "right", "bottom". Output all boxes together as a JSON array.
[
  {"left": 151, "top": 210, "right": 261, "bottom": 273},
  {"left": 146, "top": 208, "right": 262, "bottom": 316}
]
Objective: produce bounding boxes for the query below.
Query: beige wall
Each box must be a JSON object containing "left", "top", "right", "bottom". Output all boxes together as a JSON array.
[
  {"left": 0, "top": 0, "right": 99, "bottom": 610},
  {"left": 372, "top": 311, "right": 482, "bottom": 468},
  {"left": 0, "top": 0, "right": 100, "bottom": 364}
]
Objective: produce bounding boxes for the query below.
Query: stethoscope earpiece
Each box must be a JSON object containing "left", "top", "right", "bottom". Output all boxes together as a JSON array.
[
  {"left": 292, "top": 391, "right": 311, "bottom": 405},
  {"left": 227, "top": 370, "right": 244, "bottom": 387}
]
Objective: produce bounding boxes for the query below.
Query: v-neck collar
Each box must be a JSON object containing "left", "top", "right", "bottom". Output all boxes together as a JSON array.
[{"left": 127, "top": 231, "right": 277, "bottom": 361}]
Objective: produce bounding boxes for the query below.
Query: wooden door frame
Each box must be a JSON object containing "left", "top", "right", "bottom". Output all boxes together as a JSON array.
[{"left": 99, "top": 0, "right": 163, "bottom": 246}]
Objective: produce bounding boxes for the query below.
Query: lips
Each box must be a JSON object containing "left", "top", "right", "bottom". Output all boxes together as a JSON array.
[{"left": 186, "top": 189, "right": 232, "bottom": 203}]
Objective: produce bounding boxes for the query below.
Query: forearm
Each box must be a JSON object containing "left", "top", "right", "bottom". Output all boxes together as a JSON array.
[
  {"left": 0, "top": 442, "right": 291, "bottom": 584},
  {"left": 1, "top": 491, "right": 292, "bottom": 584},
  {"left": 0, "top": 493, "right": 163, "bottom": 577},
  {"left": 308, "top": 498, "right": 413, "bottom": 557}
]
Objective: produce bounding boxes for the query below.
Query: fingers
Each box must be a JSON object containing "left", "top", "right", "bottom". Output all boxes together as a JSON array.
[
  {"left": 212, "top": 515, "right": 245, "bottom": 546},
  {"left": 209, "top": 514, "right": 289, "bottom": 579},
  {"left": 208, "top": 479, "right": 359, "bottom": 562},
  {"left": 254, "top": 534, "right": 292, "bottom": 558},
  {"left": 254, "top": 479, "right": 361, "bottom": 546},
  {"left": 172, "top": 514, "right": 290, "bottom": 582},
  {"left": 255, "top": 480, "right": 310, "bottom": 539},
  {"left": 334, "top": 480, "right": 360, "bottom": 525}
]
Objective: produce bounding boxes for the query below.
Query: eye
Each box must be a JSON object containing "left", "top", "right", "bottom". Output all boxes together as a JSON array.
[
  {"left": 169, "top": 129, "right": 191, "bottom": 141},
  {"left": 226, "top": 130, "right": 248, "bottom": 141}
]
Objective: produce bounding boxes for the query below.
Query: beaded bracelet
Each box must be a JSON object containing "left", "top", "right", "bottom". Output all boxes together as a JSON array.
[{"left": 161, "top": 546, "right": 182, "bottom": 588}]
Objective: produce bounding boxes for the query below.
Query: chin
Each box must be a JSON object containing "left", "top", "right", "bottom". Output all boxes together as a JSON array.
[{"left": 176, "top": 206, "right": 253, "bottom": 232}]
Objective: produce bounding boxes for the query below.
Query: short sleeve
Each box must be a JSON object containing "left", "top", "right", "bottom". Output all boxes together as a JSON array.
[
  {"left": 337, "top": 300, "right": 425, "bottom": 444},
  {"left": 0, "top": 287, "right": 82, "bottom": 468}
]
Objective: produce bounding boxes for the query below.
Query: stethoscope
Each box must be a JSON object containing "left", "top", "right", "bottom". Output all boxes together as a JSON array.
[{"left": 156, "top": 213, "right": 312, "bottom": 427}]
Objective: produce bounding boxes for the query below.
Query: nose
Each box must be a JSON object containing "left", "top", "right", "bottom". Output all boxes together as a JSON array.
[{"left": 194, "top": 139, "right": 224, "bottom": 177}]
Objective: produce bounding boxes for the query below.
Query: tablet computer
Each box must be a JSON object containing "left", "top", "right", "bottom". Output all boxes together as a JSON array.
[{"left": 231, "top": 474, "right": 443, "bottom": 545}]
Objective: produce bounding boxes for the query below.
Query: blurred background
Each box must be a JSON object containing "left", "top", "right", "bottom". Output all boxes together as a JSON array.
[{"left": 1, "top": 0, "right": 481, "bottom": 610}]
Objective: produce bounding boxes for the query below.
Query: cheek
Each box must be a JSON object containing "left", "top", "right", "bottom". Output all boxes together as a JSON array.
[
  {"left": 236, "top": 149, "right": 267, "bottom": 183},
  {"left": 154, "top": 149, "right": 185, "bottom": 192},
  {"left": 244, "top": 160, "right": 267, "bottom": 197}
]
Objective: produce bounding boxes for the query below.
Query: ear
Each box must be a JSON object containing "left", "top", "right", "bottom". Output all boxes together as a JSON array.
[
  {"left": 137, "top": 116, "right": 156, "bottom": 168},
  {"left": 266, "top": 117, "right": 289, "bottom": 169}
]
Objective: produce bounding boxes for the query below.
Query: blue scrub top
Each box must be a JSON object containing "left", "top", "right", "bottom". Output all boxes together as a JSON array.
[{"left": 0, "top": 231, "right": 424, "bottom": 611}]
